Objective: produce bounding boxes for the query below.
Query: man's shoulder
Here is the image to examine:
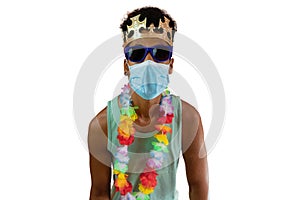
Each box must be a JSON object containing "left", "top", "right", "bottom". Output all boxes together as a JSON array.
[
  {"left": 89, "top": 106, "right": 108, "bottom": 137},
  {"left": 180, "top": 99, "right": 201, "bottom": 121},
  {"left": 180, "top": 99, "right": 202, "bottom": 153},
  {"left": 88, "top": 106, "right": 111, "bottom": 160}
]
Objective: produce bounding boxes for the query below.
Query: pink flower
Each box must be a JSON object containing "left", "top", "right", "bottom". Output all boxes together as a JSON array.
[{"left": 146, "top": 158, "right": 162, "bottom": 169}]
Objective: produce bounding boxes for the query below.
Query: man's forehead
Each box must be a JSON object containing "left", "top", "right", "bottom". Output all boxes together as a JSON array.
[{"left": 127, "top": 38, "right": 169, "bottom": 47}]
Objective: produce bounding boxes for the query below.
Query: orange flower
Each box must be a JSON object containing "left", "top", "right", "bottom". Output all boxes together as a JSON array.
[
  {"left": 117, "top": 127, "right": 130, "bottom": 139},
  {"left": 155, "top": 125, "right": 172, "bottom": 134}
]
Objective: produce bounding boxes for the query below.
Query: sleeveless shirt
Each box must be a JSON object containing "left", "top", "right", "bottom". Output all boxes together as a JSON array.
[{"left": 107, "top": 94, "right": 182, "bottom": 200}]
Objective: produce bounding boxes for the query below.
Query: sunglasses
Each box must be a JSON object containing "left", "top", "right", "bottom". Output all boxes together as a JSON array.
[{"left": 124, "top": 45, "right": 173, "bottom": 63}]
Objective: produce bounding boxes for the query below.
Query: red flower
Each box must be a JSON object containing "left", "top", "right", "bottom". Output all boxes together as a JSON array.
[
  {"left": 117, "top": 134, "right": 134, "bottom": 145},
  {"left": 157, "top": 113, "right": 174, "bottom": 124},
  {"left": 115, "top": 181, "right": 133, "bottom": 195},
  {"left": 166, "top": 113, "right": 174, "bottom": 123},
  {"left": 140, "top": 170, "right": 158, "bottom": 188}
]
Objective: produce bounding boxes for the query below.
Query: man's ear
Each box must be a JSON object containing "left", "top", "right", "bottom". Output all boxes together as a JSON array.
[
  {"left": 124, "top": 59, "right": 129, "bottom": 76},
  {"left": 169, "top": 58, "right": 174, "bottom": 74}
]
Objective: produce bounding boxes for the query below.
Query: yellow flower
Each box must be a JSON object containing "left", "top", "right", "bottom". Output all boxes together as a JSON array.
[
  {"left": 118, "top": 115, "right": 135, "bottom": 136},
  {"left": 154, "top": 134, "right": 169, "bottom": 145},
  {"left": 130, "top": 113, "right": 138, "bottom": 121},
  {"left": 120, "top": 115, "right": 133, "bottom": 124},
  {"left": 138, "top": 184, "right": 154, "bottom": 195},
  {"left": 115, "top": 173, "right": 129, "bottom": 188}
]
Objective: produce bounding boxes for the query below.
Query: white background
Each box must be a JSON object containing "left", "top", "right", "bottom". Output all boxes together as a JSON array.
[{"left": 1, "top": 0, "right": 299, "bottom": 199}]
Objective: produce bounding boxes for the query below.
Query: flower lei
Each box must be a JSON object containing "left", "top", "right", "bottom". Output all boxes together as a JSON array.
[{"left": 113, "top": 84, "right": 174, "bottom": 200}]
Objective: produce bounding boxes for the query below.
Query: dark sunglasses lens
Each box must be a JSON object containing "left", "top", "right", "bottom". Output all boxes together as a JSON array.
[
  {"left": 153, "top": 48, "right": 171, "bottom": 61},
  {"left": 128, "top": 48, "right": 146, "bottom": 62}
]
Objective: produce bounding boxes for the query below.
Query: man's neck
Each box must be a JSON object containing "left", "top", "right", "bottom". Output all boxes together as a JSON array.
[{"left": 131, "top": 92, "right": 162, "bottom": 125}]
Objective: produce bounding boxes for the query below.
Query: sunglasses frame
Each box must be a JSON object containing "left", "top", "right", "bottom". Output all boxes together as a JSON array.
[{"left": 124, "top": 45, "right": 173, "bottom": 63}]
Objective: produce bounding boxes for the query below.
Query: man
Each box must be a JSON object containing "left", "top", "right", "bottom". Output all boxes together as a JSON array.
[{"left": 88, "top": 6, "right": 208, "bottom": 200}]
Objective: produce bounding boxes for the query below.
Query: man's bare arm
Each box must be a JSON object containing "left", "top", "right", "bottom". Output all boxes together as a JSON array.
[
  {"left": 88, "top": 108, "right": 112, "bottom": 200},
  {"left": 182, "top": 100, "right": 209, "bottom": 200}
]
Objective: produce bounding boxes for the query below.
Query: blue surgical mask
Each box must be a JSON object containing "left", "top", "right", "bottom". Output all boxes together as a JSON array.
[{"left": 128, "top": 60, "right": 170, "bottom": 100}]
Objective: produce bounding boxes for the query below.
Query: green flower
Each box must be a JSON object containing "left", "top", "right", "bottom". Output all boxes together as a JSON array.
[
  {"left": 151, "top": 142, "right": 169, "bottom": 153},
  {"left": 113, "top": 160, "right": 128, "bottom": 174},
  {"left": 133, "top": 192, "right": 150, "bottom": 200}
]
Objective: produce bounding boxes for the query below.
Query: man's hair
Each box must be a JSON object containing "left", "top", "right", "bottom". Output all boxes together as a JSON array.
[{"left": 120, "top": 6, "right": 177, "bottom": 42}]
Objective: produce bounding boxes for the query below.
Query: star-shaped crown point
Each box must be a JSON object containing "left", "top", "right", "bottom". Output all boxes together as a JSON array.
[{"left": 123, "top": 15, "right": 173, "bottom": 47}]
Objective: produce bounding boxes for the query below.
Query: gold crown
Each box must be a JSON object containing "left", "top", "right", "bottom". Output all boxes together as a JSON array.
[{"left": 122, "top": 14, "right": 174, "bottom": 47}]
